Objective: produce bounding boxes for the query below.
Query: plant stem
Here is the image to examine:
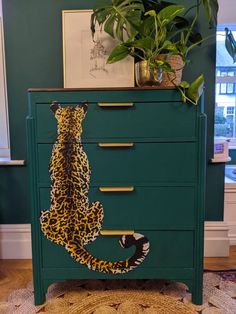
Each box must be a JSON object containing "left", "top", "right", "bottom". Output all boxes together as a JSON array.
[{"left": 184, "top": 0, "right": 201, "bottom": 46}]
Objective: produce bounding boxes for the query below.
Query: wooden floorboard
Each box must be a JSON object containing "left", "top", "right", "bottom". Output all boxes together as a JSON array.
[
  {"left": 204, "top": 246, "right": 236, "bottom": 271},
  {"left": 0, "top": 260, "right": 32, "bottom": 302},
  {"left": 0, "top": 247, "right": 236, "bottom": 302}
]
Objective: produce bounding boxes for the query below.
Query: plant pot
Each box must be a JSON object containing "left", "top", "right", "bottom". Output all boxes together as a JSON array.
[
  {"left": 157, "top": 54, "right": 184, "bottom": 87},
  {"left": 135, "top": 61, "right": 162, "bottom": 87}
]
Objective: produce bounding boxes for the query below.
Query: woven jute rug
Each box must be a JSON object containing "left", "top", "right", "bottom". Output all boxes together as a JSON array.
[{"left": 1, "top": 272, "right": 236, "bottom": 314}]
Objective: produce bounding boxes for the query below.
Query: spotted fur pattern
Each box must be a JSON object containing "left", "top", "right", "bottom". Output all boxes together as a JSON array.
[{"left": 40, "top": 102, "right": 150, "bottom": 274}]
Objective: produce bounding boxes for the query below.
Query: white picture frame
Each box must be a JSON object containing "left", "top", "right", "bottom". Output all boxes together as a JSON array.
[{"left": 62, "top": 10, "right": 134, "bottom": 88}]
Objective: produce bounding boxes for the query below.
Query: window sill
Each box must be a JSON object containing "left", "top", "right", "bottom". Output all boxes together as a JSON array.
[
  {"left": 211, "top": 157, "right": 231, "bottom": 163},
  {"left": 0, "top": 158, "right": 25, "bottom": 166}
]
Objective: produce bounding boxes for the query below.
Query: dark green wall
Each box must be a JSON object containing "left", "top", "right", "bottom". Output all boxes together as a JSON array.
[
  {"left": 0, "top": 0, "right": 221, "bottom": 223},
  {"left": 228, "top": 149, "right": 236, "bottom": 164}
]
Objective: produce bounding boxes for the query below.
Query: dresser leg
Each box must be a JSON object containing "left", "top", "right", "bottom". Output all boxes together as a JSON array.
[
  {"left": 34, "top": 290, "right": 46, "bottom": 306},
  {"left": 192, "top": 292, "right": 203, "bottom": 305},
  {"left": 191, "top": 283, "right": 203, "bottom": 305}
]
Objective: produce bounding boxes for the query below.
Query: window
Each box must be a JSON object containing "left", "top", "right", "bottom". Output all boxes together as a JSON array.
[
  {"left": 218, "top": 69, "right": 236, "bottom": 94},
  {"left": 0, "top": 1, "right": 10, "bottom": 159},
  {"left": 227, "top": 106, "right": 235, "bottom": 115},
  {"left": 215, "top": 26, "right": 236, "bottom": 146}
]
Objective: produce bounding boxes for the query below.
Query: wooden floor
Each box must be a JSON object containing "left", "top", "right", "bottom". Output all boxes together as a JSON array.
[
  {"left": 0, "top": 247, "right": 236, "bottom": 302},
  {"left": 204, "top": 246, "right": 236, "bottom": 271}
]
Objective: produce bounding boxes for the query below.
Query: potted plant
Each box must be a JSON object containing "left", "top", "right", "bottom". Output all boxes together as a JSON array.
[{"left": 91, "top": 0, "right": 218, "bottom": 105}]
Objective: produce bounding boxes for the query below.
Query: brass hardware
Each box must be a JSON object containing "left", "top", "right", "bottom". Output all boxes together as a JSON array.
[
  {"left": 98, "top": 143, "right": 134, "bottom": 148},
  {"left": 97, "top": 102, "right": 133, "bottom": 107},
  {"left": 99, "top": 186, "right": 134, "bottom": 192},
  {"left": 100, "top": 230, "right": 134, "bottom": 236},
  {"left": 135, "top": 60, "right": 162, "bottom": 87}
]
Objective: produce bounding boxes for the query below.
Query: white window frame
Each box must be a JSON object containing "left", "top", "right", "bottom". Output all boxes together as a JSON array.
[
  {"left": 0, "top": 0, "right": 10, "bottom": 159},
  {"left": 216, "top": 0, "right": 236, "bottom": 148},
  {"left": 216, "top": 65, "right": 236, "bottom": 148}
]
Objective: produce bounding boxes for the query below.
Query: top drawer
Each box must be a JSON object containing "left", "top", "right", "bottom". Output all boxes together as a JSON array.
[{"left": 35, "top": 101, "right": 197, "bottom": 143}]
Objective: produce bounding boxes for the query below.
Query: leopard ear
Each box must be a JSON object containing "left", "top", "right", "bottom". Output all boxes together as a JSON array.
[
  {"left": 76, "top": 101, "right": 88, "bottom": 113},
  {"left": 82, "top": 102, "right": 88, "bottom": 113},
  {"left": 50, "top": 101, "right": 61, "bottom": 114}
]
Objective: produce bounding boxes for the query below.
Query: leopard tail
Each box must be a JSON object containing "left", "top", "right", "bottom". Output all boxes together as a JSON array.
[{"left": 65, "top": 233, "right": 150, "bottom": 274}]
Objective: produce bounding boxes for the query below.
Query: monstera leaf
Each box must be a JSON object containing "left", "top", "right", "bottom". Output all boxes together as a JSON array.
[{"left": 91, "top": 0, "right": 144, "bottom": 42}]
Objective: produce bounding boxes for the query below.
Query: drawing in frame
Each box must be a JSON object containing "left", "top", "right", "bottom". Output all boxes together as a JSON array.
[{"left": 62, "top": 10, "right": 135, "bottom": 88}]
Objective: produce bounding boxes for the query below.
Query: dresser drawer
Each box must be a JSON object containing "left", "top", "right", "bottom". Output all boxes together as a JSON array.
[
  {"left": 41, "top": 230, "right": 194, "bottom": 269},
  {"left": 36, "top": 102, "right": 197, "bottom": 143},
  {"left": 39, "top": 186, "right": 195, "bottom": 229},
  {"left": 37, "top": 142, "right": 197, "bottom": 185}
]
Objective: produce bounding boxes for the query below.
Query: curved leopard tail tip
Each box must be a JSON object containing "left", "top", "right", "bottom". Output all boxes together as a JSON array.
[{"left": 119, "top": 232, "right": 150, "bottom": 269}]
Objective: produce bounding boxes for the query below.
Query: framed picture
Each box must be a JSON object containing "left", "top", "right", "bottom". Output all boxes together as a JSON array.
[{"left": 62, "top": 10, "right": 134, "bottom": 88}]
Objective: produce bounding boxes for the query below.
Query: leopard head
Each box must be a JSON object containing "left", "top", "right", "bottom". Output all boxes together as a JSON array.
[{"left": 51, "top": 102, "right": 88, "bottom": 140}]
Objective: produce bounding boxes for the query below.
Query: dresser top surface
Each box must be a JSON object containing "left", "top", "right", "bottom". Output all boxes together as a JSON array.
[{"left": 28, "top": 87, "right": 176, "bottom": 92}]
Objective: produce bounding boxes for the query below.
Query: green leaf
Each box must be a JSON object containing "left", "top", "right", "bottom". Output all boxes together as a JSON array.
[
  {"left": 202, "top": 0, "right": 219, "bottom": 26},
  {"left": 104, "top": 15, "right": 116, "bottom": 38},
  {"left": 139, "top": 16, "right": 154, "bottom": 37},
  {"left": 145, "top": 10, "right": 156, "bottom": 17},
  {"left": 157, "top": 5, "right": 185, "bottom": 25},
  {"left": 115, "top": 17, "right": 125, "bottom": 41},
  {"left": 92, "top": 0, "right": 144, "bottom": 41},
  {"left": 107, "top": 44, "right": 130, "bottom": 63},
  {"left": 173, "top": 16, "right": 189, "bottom": 29},
  {"left": 225, "top": 28, "right": 236, "bottom": 63},
  {"left": 93, "top": 0, "right": 112, "bottom": 10},
  {"left": 179, "top": 81, "right": 190, "bottom": 89},
  {"left": 133, "top": 37, "right": 154, "bottom": 50},
  {"left": 162, "top": 40, "right": 178, "bottom": 52},
  {"left": 202, "top": 0, "right": 211, "bottom": 23},
  {"left": 154, "top": 60, "right": 165, "bottom": 66},
  {"left": 186, "top": 74, "right": 205, "bottom": 105}
]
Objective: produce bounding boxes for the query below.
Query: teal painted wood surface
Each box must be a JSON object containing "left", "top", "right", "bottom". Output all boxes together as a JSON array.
[
  {"left": 27, "top": 88, "right": 206, "bottom": 305},
  {"left": 40, "top": 186, "right": 196, "bottom": 229},
  {"left": 36, "top": 99, "right": 197, "bottom": 143},
  {"left": 37, "top": 142, "right": 197, "bottom": 185},
  {"left": 41, "top": 230, "right": 194, "bottom": 269}
]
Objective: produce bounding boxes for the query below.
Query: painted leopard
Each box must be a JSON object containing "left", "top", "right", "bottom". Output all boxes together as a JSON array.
[{"left": 40, "top": 101, "right": 150, "bottom": 274}]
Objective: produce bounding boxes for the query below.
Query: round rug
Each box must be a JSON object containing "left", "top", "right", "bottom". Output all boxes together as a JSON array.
[
  {"left": 63, "top": 290, "right": 196, "bottom": 314},
  {"left": 1, "top": 273, "right": 236, "bottom": 313}
]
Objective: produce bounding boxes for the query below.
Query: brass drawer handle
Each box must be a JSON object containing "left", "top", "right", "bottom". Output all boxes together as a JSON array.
[
  {"left": 100, "top": 230, "right": 134, "bottom": 236},
  {"left": 97, "top": 102, "right": 133, "bottom": 107},
  {"left": 98, "top": 143, "right": 134, "bottom": 148},
  {"left": 99, "top": 186, "right": 134, "bottom": 192}
]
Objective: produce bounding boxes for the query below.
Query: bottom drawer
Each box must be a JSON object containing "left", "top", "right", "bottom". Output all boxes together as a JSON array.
[{"left": 41, "top": 230, "right": 194, "bottom": 270}]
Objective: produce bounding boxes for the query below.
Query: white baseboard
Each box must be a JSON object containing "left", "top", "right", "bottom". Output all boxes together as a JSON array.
[
  {"left": 0, "top": 224, "right": 32, "bottom": 259},
  {"left": 0, "top": 223, "right": 231, "bottom": 259},
  {"left": 224, "top": 183, "right": 236, "bottom": 246},
  {"left": 227, "top": 222, "right": 236, "bottom": 245},
  {"left": 204, "top": 221, "right": 230, "bottom": 257}
]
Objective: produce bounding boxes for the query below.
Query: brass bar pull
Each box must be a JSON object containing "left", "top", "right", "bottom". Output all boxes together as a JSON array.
[
  {"left": 97, "top": 102, "right": 133, "bottom": 107},
  {"left": 98, "top": 143, "right": 134, "bottom": 148},
  {"left": 100, "top": 230, "right": 134, "bottom": 236},
  {"left": 99, "top": 186, "right": 134, "bottom": 192}
]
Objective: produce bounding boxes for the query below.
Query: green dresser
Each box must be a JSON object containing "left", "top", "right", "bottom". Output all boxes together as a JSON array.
[{"left": 27, "top": 88, "right": 206, "bottom": 305}]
